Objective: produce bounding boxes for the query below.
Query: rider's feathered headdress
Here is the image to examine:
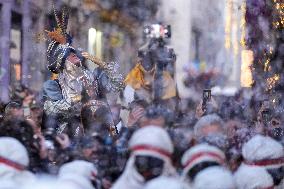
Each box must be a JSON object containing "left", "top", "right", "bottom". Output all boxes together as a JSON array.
[
  {"left": 46, "top": 5, "right": 71, "bottom": 44},
  {"left": 46, "top": 4, "right": 75, "bottom": 73}
]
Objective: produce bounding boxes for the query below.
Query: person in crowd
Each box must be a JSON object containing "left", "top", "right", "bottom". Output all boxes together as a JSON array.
[
  {"left": 181, "top": 144, "right": 226, "bottom": 185},
  {"left": 27, "top": 102, "right": 44, "bottom": 130},
  {"left": 235, "top": 166, "right": 274, "bottom": 189},
  {"left": 116, "top": 102, "right": 168, "bottom": 155},
  {"left": 195, "top": 97, "right": 219, "bottom": 119},
  {"left": 21, "top": 176, "right": 80, "bottom": 189},
  {"left": 192, "top": 166, "right": 236, "bottom": 189},
  {"left": 265, "top": 108, "right": 284, "bottom": 145},
  {"left": 193, "top": 114, "right": 229, "bottom": 151},
  {"left": 111, "top": 126, "right": 176, "bottom": 189},
  {"left": 0, "top": 119, "right": 47, "bottom": 173},
  {"left": 126, "top": 99, "right": 148, "bottom": 128},
  {"left": 57, "top": 160, "right": 97, "bottom": 189},
  {"left": 76, "top": 135, "right": 119, "bottom": 188},
  {"left": 224, "top": 119, "right": 252, "bottom": 171},
  {"left": 3, "top": 101, "right": 24, "bottom": 121},
  {"left": 124, "top": 42, "right": 177, "bottom": 104},
  {"left": 234, "top": 135, "right": 284, "bottom": 189},
  {"left": 0, "top": 137, "right": 35, "bottom": 188},
  {"left": 143, "top": 176, "right": 191, "bottom": 189},
  {"left": 168, "top": 127, "right": 193, "bottom": 171},
  {"left": 139, "top": 103, "right": 171, "bottom": 128}
]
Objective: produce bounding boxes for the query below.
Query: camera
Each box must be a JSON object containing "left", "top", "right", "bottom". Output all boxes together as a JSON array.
[
  {"left": 137, "top": 24, "right": 176, "bottom": 100},
  {"left": 143, "top": 24, "right": 171, "bottom": 39},
  {"left": 138, "top": 24, "right": 176, "bottom": 70},
  {"left": 44, "top": 127, "right": 56, "bottom": 150}
]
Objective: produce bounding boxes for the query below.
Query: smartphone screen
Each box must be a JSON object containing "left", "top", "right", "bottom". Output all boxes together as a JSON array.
[
  {"left": 202, "top": 89, "right": 211, "bottom": 112},
  {"left": 203, "top": 89, "right": 211, "bottom": 101}
]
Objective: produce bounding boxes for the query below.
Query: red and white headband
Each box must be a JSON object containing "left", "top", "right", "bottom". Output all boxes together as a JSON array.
[
  {"left": 244, "top": 157, "right": 284, "bottom": 167},
  {"left": 131, "top": 144, "right": 172, "bottom": 159},
  {"left": 0, "top": 156, "right": 26, "bottom": 171},
  {"left": 183, "top": 151, "right": 225, "bottom": 169}
]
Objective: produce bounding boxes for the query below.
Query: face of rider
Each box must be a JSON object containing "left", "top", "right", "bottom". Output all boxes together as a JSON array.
[{"left": 66, "top": 52, "right": 81, "bottom": 67}]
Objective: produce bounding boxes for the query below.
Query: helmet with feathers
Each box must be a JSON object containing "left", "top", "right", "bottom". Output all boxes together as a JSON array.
[{"left": 46, "top": 5, "right": 80, "bottom": 74}]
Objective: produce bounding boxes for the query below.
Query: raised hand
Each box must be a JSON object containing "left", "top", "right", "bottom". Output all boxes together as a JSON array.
[{"left": 81, "top": 52, "right": 106, "bottom": 68}]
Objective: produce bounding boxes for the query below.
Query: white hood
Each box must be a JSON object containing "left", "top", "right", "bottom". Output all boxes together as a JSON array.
[
  {"left": 111, "top": 126, "right": 176, "bottom": 189},
  {"left": 58, "top": 160, "right": 97, "bottom": 189},
  {"left": 234, "top": 164, "right": 274, "bottom": 189},
  {"left": 0, "top": 137, "right": 35, "bottom": 186},
  {"left": 193, "top": 166, "right": 235, "bottom": 189}
]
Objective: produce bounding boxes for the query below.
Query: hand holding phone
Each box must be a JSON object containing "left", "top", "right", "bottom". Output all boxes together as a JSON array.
[{"left": 202, "top": 89, "right": 211, "bottom": 112}]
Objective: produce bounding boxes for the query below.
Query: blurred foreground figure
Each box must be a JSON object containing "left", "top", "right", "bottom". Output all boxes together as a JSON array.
[
  {"left": 42, "top": 6, "right": 124, "bottom": 139},
  {"left": 234, "top": 135, "right": 284, "bottom": 189},
  {"left": 193, "top": 114, "right": 229, "bottom": 151},
  {"left": 21, "top": 176, "right": 80, "bottom": 189},
  {"left": 0, "top": 137, "right": 35, "bottom": 188},
  {"left": 112, "top": 126, "right": 176, "bottom": 189},
  {"left": 58, "top": 160, "right": 97, "bottom": 189},
  {"left": 181, "top": 144, "right": 229, "bottom": 187},
  {"left": 192, "top": 166, "right": 235, "bottom": 189},
  {"left": 143, "top": 176, "right": 191, "bottom": 189}
]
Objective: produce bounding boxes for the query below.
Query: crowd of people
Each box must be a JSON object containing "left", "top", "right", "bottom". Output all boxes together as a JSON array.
[
  {"left": 0, "top": 4, "right": 283, "bottom": 188},
  {"left": 0, "top": 83, "right": 283, "bottom": 189}
]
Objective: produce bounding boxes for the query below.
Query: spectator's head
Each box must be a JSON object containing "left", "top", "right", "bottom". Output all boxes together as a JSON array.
[
  {"left": 22, "top": 176, "right": 80, "bottom": 189},
  {"left": 234, "top": 165, "right": 274, "bottom": 189},
  {"left": 79, "top": 135, "right": 104, "bottom": 162},
  {"left": 0, "top": 137, "right": 29, "bottom": 172},
  {"left": 0, "top": 119, "right": 35, "bottom": 148},
  {"left": 266, "top": 109, "right": 284, "bottom": 142},
  {"left": 139, "top": 104, "right": 173, "bottom": 127},
  {"left": 4, "top": 101, "right": 23, "bottom": 120},
  {"left": 194, "top": 114, "right": 224, "bottom": 138},
  {"left": 0, "top": 137, "right": 35, "bottom": 185},
  {"left": 29, "top": 102, "right": 43, "bottom": 125},
  {"left": 193, "top": 166, "right": 235, "bottom": 189},
  {"left": 0, "top": 119, "right": 39, "bottom": 171},
  {"left": 181, "top": 144, "right": 226, "bottom": 182},
  {"left": 241, "top": 135, "right": 284, "bottom": 187},
  {"left": 143, "top": 176, "right": 188, "bottom": 189},
  {"left": 81, "top": 104, "right": 115, "bottom": 137},
  {"left": 126, "top": 126, "right": 174, "bottom": 182},
  {"left": 194, "top": 114, "right": 229, "bottom": 150},
  {"left": 58, "top": 160, "right": 97, "bottom": 189}
]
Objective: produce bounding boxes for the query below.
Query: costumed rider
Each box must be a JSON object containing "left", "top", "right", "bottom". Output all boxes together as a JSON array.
[{"left": 42, "top": 6, "right": 124, "bottom": 139}]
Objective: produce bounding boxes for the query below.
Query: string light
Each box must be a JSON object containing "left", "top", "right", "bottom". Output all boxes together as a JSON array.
[
  {"left": 266, "top": 74, "right": 280, "bottom": 90},
  {"left": 272, "top": 1, "right": 284, "bottom": 29}
]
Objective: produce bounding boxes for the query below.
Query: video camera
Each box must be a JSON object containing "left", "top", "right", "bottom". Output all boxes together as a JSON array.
[
  {"left": 143, "top": 24, "right": 171, "bottom": 39},
  {"left": 137, "top": 24, "right": 176, "bottom": 100},
  {"left": 138, "top": 24, "right": 176, "bottom": 71}
]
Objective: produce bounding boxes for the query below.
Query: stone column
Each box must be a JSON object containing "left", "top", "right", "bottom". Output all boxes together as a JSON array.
[
  {"left": 0, "top": 0, "right": 13, "bottom": 103},
  {"left": 21, "top": 0, "right": 31, "bottom": 87}
]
